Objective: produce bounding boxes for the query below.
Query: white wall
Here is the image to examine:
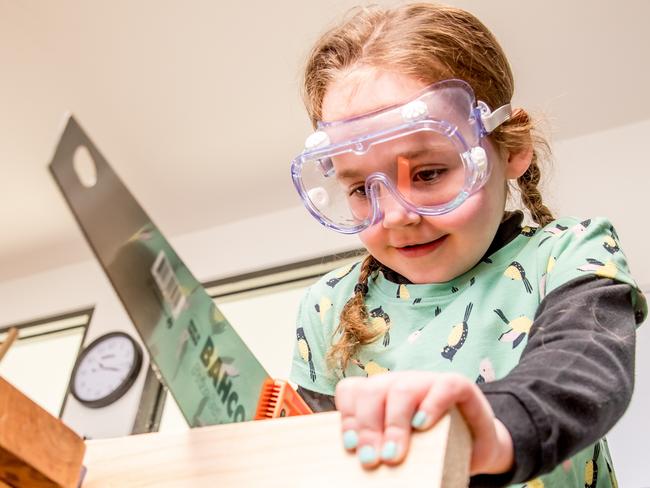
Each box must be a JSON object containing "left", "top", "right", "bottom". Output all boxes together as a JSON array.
[{"left": 1, "top": 117, "right": 648, "bottom": 481}]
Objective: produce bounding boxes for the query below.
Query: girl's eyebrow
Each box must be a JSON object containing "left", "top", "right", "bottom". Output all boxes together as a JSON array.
[
  {"left": 336, "top": 168, "right": 363, "bottom": 180},
  {"left": 399, "top": 149, "right": 429, "bottom": 160}
]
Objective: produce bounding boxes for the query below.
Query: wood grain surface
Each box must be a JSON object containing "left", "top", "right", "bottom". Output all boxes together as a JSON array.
[{"left": 83, "top": 409, "right": 471, "bottom": 487}]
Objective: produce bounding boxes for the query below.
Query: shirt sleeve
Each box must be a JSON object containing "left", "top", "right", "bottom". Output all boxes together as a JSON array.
[
  {"left": 541, "top": 217, "right": 646, "bottom": 323},
  {"left": 474, "top": 275, "right": 637, "bottom": 486},
  {"left": 289, "top": 285, "right": 339, "bottom": 395}
]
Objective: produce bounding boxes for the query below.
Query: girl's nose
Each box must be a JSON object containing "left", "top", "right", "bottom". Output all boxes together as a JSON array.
[{"left": 379, "top": 193, "right": 421, "bottom": 229}]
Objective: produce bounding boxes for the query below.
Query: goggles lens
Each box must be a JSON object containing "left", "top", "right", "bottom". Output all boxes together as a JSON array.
[{"left": 301, "top": 130, "right": 468, "bottom": 229}]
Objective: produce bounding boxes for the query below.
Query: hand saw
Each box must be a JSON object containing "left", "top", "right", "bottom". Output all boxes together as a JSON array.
[{"left": 49, "top": 115, "right": 311, "bottom": 426}]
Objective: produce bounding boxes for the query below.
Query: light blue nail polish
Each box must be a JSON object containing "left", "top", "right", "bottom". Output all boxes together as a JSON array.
[
  {"left": 343, "top": 430, "right": 358, "bottom": 450},
  {"left": 411, "top": 410, "right": 428, "bottom": 429},
  {"left": 381, "top": 441, "right": 398, "bottom": 461},
  {"left": 358, "top": 445, "right": 377, "bottom": 464}
]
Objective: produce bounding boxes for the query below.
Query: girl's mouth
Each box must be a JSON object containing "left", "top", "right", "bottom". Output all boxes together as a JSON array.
[{"left": 396, "top": 235, "right": 448, "bottom": 257}]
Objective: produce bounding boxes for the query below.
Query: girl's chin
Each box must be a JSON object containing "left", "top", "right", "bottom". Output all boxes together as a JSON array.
[
  {"left": 394, "top": 268, "right": 456, "bottom": 284},
  {"left": 391, "top": 257, "right": 475, "bottom": 284}
]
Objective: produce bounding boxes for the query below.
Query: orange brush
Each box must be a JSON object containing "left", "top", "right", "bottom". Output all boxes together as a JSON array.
[{"left": 254, "top": 379, "right": 312, "bottom": 419}]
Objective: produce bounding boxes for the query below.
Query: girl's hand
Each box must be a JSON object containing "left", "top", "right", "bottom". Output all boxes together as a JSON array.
[{"left": 335, "top": 371, "right": 514, "bottom": 475}]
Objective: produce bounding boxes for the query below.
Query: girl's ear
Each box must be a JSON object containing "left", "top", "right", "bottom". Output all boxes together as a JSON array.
[{"left": 505, "top": 143, "right": 533, "bottom": 180}]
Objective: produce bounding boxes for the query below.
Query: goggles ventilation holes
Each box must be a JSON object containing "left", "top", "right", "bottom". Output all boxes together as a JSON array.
[
  {"left": 304, "top": 130, "right": 331, "bottom": 150},
  {"left": 307, "top": 187, "right": 330, "bottom": 208},
  {"left": 401, "top": 99, "right": 429, "bottom": 122}
]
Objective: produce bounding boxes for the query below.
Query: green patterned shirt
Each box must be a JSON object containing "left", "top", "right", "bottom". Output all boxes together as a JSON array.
[{"left": 291, "top": 216, "right": 646, "bottom": 487}]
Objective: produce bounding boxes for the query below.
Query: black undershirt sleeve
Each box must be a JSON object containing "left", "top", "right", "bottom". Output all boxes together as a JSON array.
[
  {"left": 296, "top": 386, "right": 336, "bottom": 412},
  {"left": 472, "top": 275, "right": 636, "bottom": 486},
  {"left": 296, "top": 275, "right": 637, "bottom": 486}
]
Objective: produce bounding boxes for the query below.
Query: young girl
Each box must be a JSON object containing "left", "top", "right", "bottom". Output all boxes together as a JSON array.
[{"left": 289, "top": 4, "right": 646, "bottom": 486}]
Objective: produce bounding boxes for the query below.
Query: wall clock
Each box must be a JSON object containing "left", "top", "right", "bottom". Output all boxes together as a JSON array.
[{"left": 70, "top": 331, "right": 143, "bottom": 408}]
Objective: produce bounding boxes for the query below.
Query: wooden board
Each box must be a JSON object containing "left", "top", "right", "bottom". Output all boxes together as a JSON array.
[
  {"left": 83, "top": 409, "right": 471, "bottom": 487},
  {"left": 0, "top": 377, "right": 85, "bottom": 488}
]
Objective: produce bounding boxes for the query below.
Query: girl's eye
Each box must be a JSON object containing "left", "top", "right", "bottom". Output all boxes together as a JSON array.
[
  {"left": 414, "top": 168, "right": 446, "bottom": 183},
  {"left": 349, "top": 184, "right": 367, "bottom": 198}
]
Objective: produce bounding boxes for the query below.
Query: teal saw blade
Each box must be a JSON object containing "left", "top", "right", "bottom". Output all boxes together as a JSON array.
[{"left": 49, "top": 115, "right": 271, "bottom": 426}]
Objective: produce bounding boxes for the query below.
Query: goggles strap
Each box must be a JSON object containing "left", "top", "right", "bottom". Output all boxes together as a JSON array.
[{"left": 478, "top": 101, "right": 512, "bottom": 134}]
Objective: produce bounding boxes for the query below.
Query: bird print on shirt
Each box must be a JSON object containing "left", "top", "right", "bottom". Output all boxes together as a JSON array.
[
  {"left": 504, "top": 261, "right": 533, "bottom": 293},
  {"left": 577, "top": 259, "right": 618, "bottom": 279},
  {"left": 521, "top": 225, "right": 537, "bottom": 237},
  {"left": 441, "top": 303, "right": 472, "bottom": 361},
  {"left": 369, "top": 306, "right": 391, "bottom": 346},
  {"left": 584, "top": 442, "right": 601, "bottom": 488},
  {"left": 539, "top": 223, "right": 568, "bottom": 246},
  {"left": 476, "top": 357, "right": 496, "bottom": 383},
  {"left": 325, "top": 262, "right": 359, "bottom": 288},
  {"left": 539, "top": 219, "right": 591, "bottom": 246},
  {"left": 603, "top": 235, "right": 620, "bottom": 254},
  {"left": 314, "top": 296, "right": 333, "bottom": 324},
  {"left": 352, "top": 359, "right": 389, "bottom": 376},
  {"left": 397, "top": 284, "right": 410, "bottom": 300},
  {"left": 296, "top": 327, "right": 316, "bottom": 382},
  {"left": 539, "top": 256, "right": 557, "bottom": 299},
  {"left": 495, "top": 309, "right": 533, "bottom": 348}
]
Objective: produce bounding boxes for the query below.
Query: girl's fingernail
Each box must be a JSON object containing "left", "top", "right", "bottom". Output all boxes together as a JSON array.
[
  {"left": 343, "top": 430, "right": 358, "bottom": 450},
  {"left": 411, "top": 410, "right": 429, "bottom": 429},
  {"left": 358, "top": 445, "right": 377, "bottom": 465},
  {"left": 381, "top": 440, "right": 398, "bottom": 461}
]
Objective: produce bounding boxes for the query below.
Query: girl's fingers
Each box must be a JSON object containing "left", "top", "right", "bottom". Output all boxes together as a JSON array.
[
  {"left": 336, "top": 374, "right": 397, "bottom": 468},
  {"left": 381, "top": 372, "right": 435, "bottom": 465},
  {"left": 353, "top": 373, "right": 396, "bottom": 468},
  {"left": 336, "top": 372, "right": 504, "bottom": 472},
  {"left": 335, "top": 377, "right": 365, "bottom": 452},
  {"left": 415, "top": 374, "right": 483, "bottom": 429}
]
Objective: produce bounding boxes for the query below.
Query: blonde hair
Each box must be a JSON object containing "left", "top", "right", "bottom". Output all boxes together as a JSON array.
[{"left": 303, "top": 3, "right": 554, "bottom": 371}]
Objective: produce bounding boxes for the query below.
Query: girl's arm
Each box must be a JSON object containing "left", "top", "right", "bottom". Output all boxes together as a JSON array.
[{"left": 474, "top": 275, "right": 636, "bottom": 484}]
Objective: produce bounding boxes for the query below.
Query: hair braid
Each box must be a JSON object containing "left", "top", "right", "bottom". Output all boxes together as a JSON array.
[
  {"left": 517, "top": 160, "right": 554, "bottom": 226},
  {"left": 327, "top": 255, "right": 382, "bottom": 371}
]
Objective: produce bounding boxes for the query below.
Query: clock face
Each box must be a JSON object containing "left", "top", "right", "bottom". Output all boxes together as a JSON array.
[{"left": 71, "top": 332, "right": 143, "bottom": 408}]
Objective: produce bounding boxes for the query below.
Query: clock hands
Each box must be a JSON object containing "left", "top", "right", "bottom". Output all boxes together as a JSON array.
[{"left": 98, "top": 362, "right": 120, "bottom": 372}]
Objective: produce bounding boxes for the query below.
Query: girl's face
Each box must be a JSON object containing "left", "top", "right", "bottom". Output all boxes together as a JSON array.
[{"left": 322, "top": 68, "right": 515, "bottom": 284}]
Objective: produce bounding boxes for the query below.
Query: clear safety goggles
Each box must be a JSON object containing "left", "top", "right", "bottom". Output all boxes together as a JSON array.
[{"left": 290, "top": 79, "right": 511, "bottom": 234}]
